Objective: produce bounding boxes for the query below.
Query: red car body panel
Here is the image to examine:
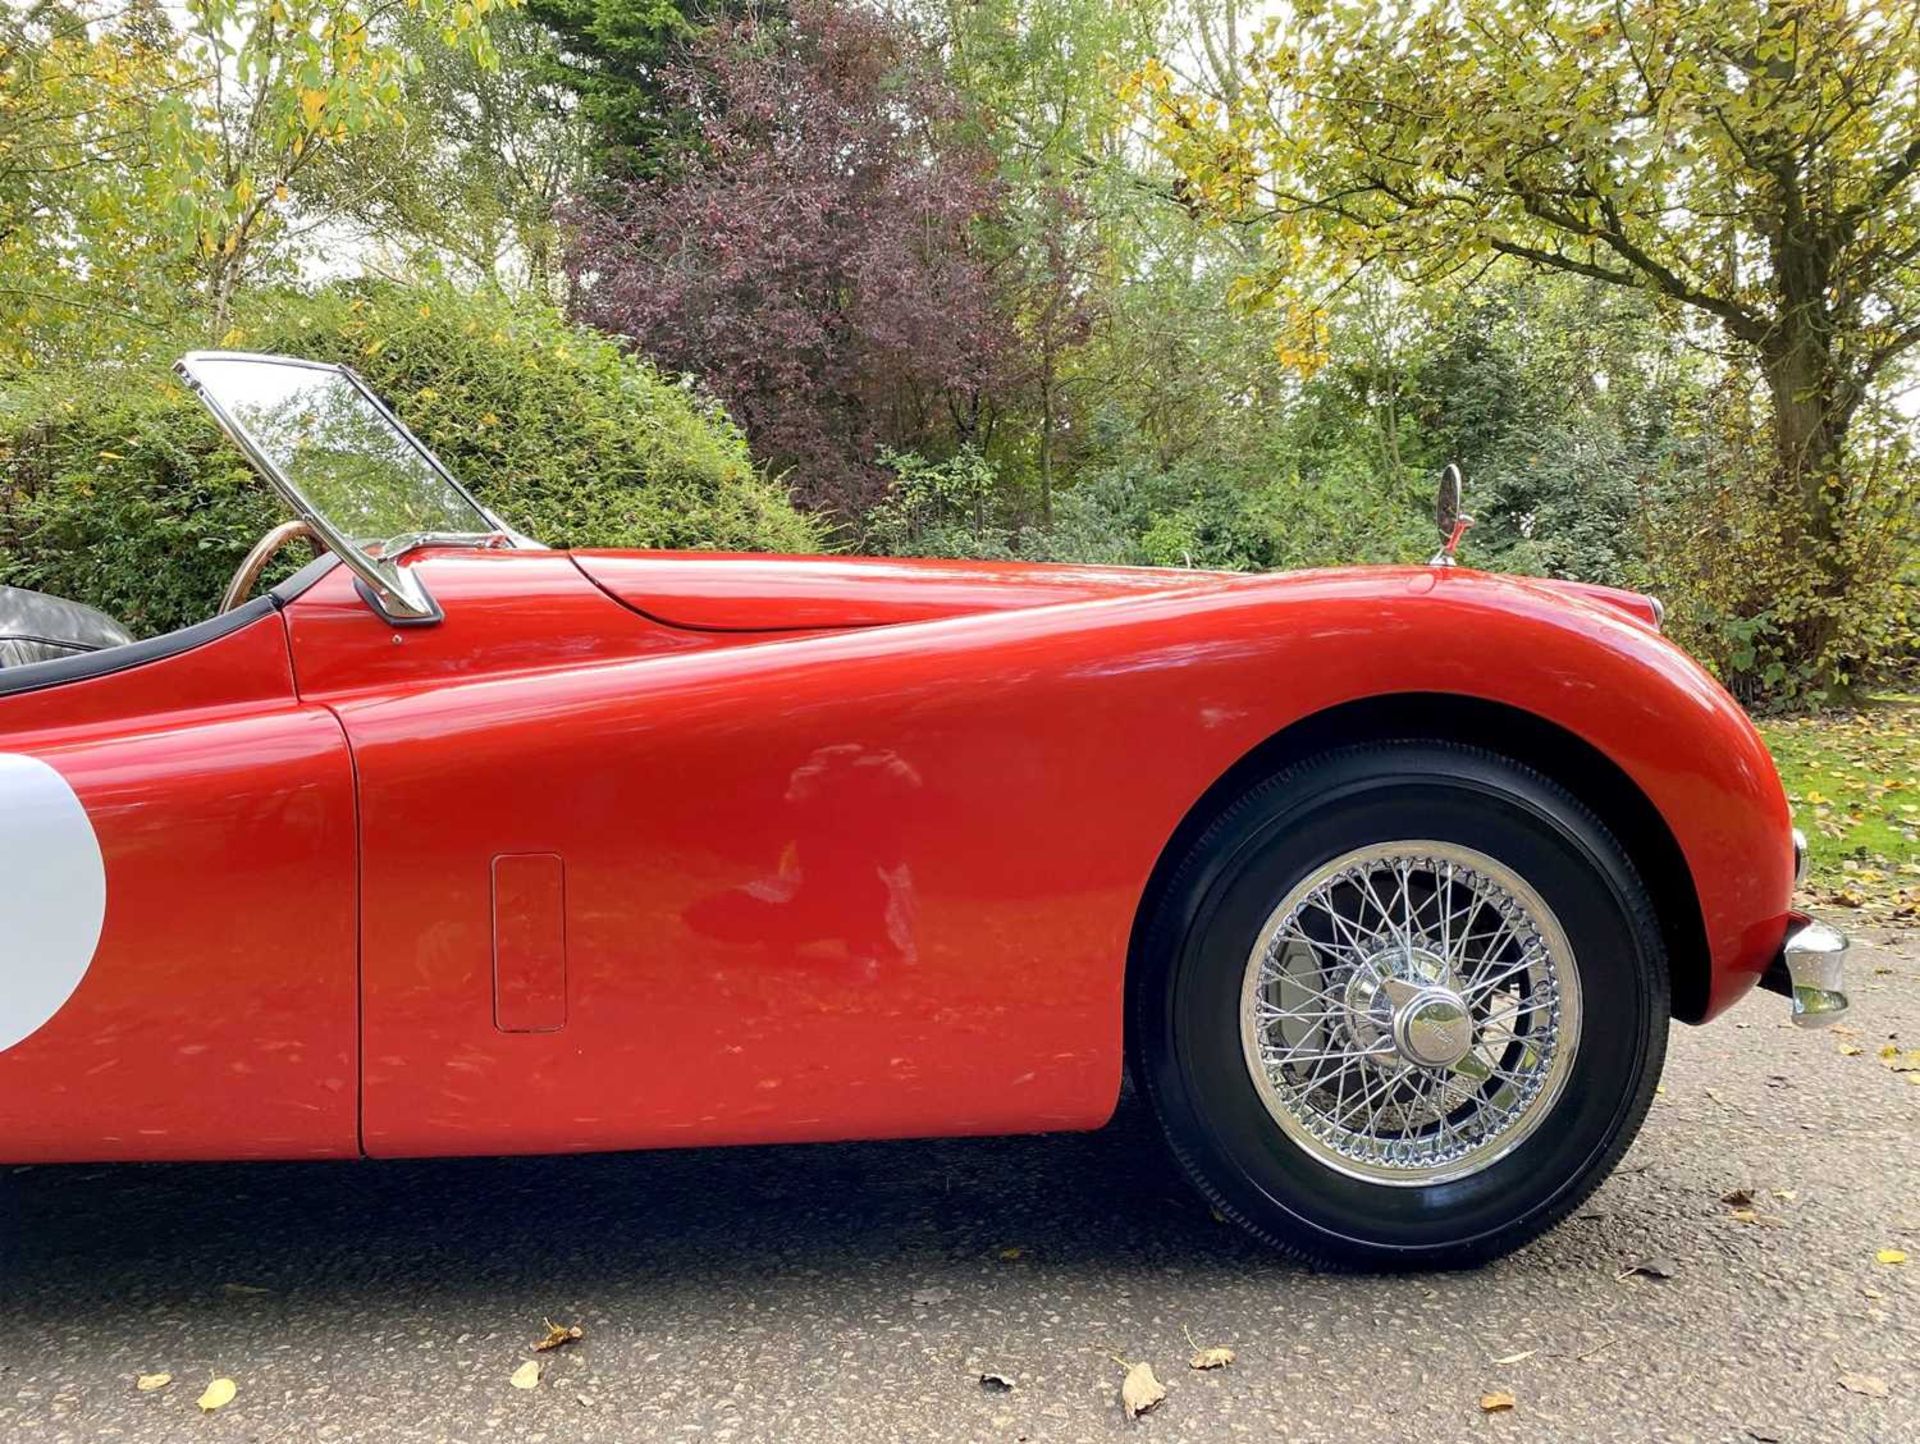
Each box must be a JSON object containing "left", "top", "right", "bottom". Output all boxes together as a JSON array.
[
  {"left": 0, "top": 549, "right": 1793, "bottom": 1162},
  {"left": 571, "top": 550, "right": 1230, "bottom": 630},
  {"left": 0, "top": 612, "right": 359, "bottom": 1160}
]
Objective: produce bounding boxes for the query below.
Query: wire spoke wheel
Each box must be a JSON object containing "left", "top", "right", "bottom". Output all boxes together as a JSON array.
[{"left": 1239, "top": 840, "right": 1582, "bottom": 1186}]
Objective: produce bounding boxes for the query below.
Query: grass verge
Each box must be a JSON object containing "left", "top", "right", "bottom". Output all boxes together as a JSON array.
[{"left": 1758, "top": 694, "right": 1919, "bottom": 918}]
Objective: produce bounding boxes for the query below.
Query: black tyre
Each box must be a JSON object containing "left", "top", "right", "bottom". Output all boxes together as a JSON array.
[{"left": 1132, "top": 741, "right": 1668, "bottom": 1269}]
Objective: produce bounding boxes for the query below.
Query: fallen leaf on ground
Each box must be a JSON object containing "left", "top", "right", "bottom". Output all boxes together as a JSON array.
[
  {"left": 909, "top": 1287, "right": 952, "bottom": 1306},
  {"left": 1772, "top": 1189, "right": 1797, "bottom": 1202},
  {"left": 1120, "top": 1361, "right": 1166, "bottom": 1418},
  {"left": 1876, "top": 1248, "right": 1907, "bottom": 1265},
  {"left": 998, "top": 1247, "right": 1024, "bottom": 1260},
  {"left": 1616, "top": 1257, "right": 1676, "bottom": 1281},
  {"left": 1479, "top": 1390, "right": 1516, "bottom": 1413},
  {"left": 196, "top": 1379, "right": 235, "bottom": 1413},
  {"left": 1491, "top": 1350, "right": 1536, "bottom": 1366},
  {"left": 509, "top": 1361, "right": 540, "bottom": 1391},
  {"left": 1188, "top": 1347, "right": 1234, "bottom": 1370},
  {"left": 533, "top": 1319, "right": 583, "bottom": 1352},
  {"left": 135, "top": 1373, "right": 171, "bottom": 1392},
  {"left": 1839, "top": 1044, "right": 1863, "bottom": 1056},
  {"left": 1721, "top": 1188, "right": 1756, "bottom": 1208},
  {"left": 1838, "top": 1372, "right": 1889, "bottom": 1398},
  {"left": 979, "top": 1372, "right": 1015, "bottom": 1392}
]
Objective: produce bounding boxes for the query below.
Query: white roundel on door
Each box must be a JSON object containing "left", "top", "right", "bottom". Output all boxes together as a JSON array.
[{"left": 0, "top": 752, "right": 106, "bottom": 1052}]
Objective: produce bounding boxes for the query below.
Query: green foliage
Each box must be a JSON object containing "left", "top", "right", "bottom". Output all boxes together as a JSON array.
[
  {"left": 161, "top": 0, "right": 514, "bottom": 326},
  {"left": 1141, "top": 0, "right": 1920, "bottom": 698},
  {"left": 0, "top": 282, "right": 818, "bottom": 636},
  {"left": 304, "top": 9, "right": 588, "bottom": 290},
  {"left": 0, "top": 2, "right": 186, "bottom": 363},
  {"left": 522, "top": 0, "right": 732, "bottom": 181},
  {"left": 0, "top": 0, "right": 517, "bottom": 357},
  {"left": 0, "top": 368, "right": 282, "bottom": 636},
  {"left": 1639, "top": 387, "right": 1918, "bottom": 707},
  {"left": 1760, "top": 699, "right": 1920, "bottom": 912},
  {"left": 865, "top": 443, "right": 1433, "bottom": 573},
  {"left": 864, "top": 447, "right": 1014, "bottom": 558}
]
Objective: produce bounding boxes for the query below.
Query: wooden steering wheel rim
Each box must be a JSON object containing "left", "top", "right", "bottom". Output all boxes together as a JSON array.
[{"left": 221, "top": 519, "right": 321, "bottom": 614}]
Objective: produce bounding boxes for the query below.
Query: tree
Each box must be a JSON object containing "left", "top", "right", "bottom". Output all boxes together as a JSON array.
[
  {"left": 568, "top": 0, "right": 1008, "bottom": 513},
  {"left": 912, "top": 0, "right": 1163, "bottom": 519},
  {"left": 0, "top": 0, "right": 517, "bottom": 358},
  {"left": 1144, "top": 0, "right": 1920, "bottom": 690},
  {"left": 162, "top": 0, "right": 513, "bottom": 330},
  {"left": 0, "top": 1, "right": 185, "bottom": 362},
  {"left": 307, "top": 8, "right": 588, "bottom": 292},
  {"left": 523, "top": 0, "right": 763, "bottom": 181}
]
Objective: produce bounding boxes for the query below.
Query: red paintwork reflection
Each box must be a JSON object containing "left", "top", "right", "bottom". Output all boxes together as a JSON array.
[
  {"left": 277, "top": 553, "right": 1790, "bottom": 1159},
  {"left": 0, "top": 548, "right": 1791, "bottom": 1164},
  {"left": 0, "top": 614, "right": 358, "bottom": 1160},
  {"left": 1529, "top": 577, "right": 1664, "bottom": 630},
  {"left": 572, "top": 550, "right": 1229, "bottom": 630}
]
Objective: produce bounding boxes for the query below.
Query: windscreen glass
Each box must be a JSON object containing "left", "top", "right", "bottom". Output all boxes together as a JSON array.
[{"left": 183, "top": 355, "right": 489, "bottom": 555}]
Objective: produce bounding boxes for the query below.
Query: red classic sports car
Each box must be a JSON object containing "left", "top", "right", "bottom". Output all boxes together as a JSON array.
[{"left": 0, "top": 352, "right": 1847, "bottom": 1268}]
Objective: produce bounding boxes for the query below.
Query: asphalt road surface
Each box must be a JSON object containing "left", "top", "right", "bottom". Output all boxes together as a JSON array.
[{"left": 1, "top": 931, "right": 1915, "bottom": 1444}]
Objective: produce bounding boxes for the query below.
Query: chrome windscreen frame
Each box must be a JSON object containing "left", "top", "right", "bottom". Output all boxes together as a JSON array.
[{"left": 174, "top": 351, "right": 533, "bottom": 625}]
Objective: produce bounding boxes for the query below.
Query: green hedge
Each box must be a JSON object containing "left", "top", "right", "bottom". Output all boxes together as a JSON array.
[{"left": 0, "top": 282, "right": 820, "bottom": 636}]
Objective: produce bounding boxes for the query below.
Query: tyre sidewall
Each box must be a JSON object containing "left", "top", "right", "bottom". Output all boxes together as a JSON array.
[{"left": 1141, "top": 745, "right": 1667, "bottom": 1265}]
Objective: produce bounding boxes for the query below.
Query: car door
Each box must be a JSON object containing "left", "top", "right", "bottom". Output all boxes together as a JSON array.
[
  {"left": 0, "top": 600, "right": 359, "bottom": 1161},
  {"left": 284, "top": 550, "right": 1133, "bottom": 1159}
]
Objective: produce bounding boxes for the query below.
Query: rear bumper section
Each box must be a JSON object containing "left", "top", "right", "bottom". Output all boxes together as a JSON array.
[{"left": 1758, "top": 911, "right": 1850, "bottom": 1028}]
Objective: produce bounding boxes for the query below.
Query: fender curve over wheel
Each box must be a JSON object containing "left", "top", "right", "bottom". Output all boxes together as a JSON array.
[{"left": 1131, "top": 741, "right": 1669, "bottom": 1269}]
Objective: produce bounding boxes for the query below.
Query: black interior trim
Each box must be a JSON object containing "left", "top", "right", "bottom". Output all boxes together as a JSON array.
[
  {"left": 0, "top": 596, "right": 278, "bottom": 700},
  {"left": 269, "top": 550, "right": 341, "bottom": 605}
]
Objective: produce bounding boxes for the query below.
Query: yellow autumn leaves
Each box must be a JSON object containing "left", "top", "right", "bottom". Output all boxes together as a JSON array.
[
  {"left": 128, "top": 1373, "right": 235, "bottom": 1410},
  {"left": 0, "top": 0, "right": 514, "bottom": 356},
  {"left": 1762, "top": 703, "right": 1919, "bottom": 913}
]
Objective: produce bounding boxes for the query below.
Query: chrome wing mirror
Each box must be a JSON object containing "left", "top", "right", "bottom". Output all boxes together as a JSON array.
[{"left": 1431, "top": 462, "right": 1473, "bottom": 567}]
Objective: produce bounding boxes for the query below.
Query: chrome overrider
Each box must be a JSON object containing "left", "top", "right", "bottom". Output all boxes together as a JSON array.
[
  {"left": 1773, "top": 918, "right": 1850, "bottom": 1027},
  {"left": 1759, "top": 829, "right": 1850, "bottom": 1027}
]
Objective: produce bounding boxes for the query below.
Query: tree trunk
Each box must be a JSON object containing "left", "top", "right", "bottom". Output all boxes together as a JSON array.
[
  {"left": 206, "top": 247, "right": 239, "bottom": 341},
  {"left": 1757, "top": 319, "right": 1859, "bottom": 692},
  {"left": 1038, "top": 374, "right": 1055, "bottom": 525}
]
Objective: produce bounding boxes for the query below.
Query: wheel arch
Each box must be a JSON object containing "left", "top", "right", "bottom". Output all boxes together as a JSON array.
[{"left": 1125, "top": 691, "right": 1714, "bottom": 1030}]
